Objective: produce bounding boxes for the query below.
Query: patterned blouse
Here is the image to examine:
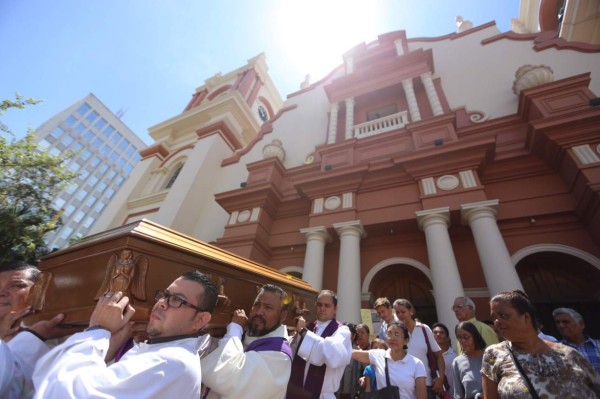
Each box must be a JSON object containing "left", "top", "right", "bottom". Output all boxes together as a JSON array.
[{"left": 481, "top": 340, "right": 600, "bottom": 399}]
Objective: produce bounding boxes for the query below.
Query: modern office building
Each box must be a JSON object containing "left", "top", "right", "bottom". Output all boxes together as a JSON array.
[
  {"left": 91, "top": 8, "right": 600, "bottom": 337},
  {"left": 34, "top": 93, "right": 146, "bottom": 249}
]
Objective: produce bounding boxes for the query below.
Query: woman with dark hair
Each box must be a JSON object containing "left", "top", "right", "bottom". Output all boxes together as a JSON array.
[
  {"left": 352, "top": 321, "right": 427, "bottom": 399},
  {"left": 393, "top": 299, "right": 445, "bottom": 399},
  {"left": 482, "top": 290, "right": 600, "bottom": 398},
  {"left": 452, "top": 321, "right": 485, "bottom": 399}
]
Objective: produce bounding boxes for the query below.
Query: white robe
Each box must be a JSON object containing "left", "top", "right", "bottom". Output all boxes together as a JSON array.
[
  {"left": 297, "top": 320, "right": 352, "bottom": 399},
  {"left": 0, "top": 331, "right": 49, "bottom": 399},
  {"left": 33, "top": 329, "right": 203, "bottom": 399},
  {"left": 201, "top": 323, "right": 291, "bottom": 399}
]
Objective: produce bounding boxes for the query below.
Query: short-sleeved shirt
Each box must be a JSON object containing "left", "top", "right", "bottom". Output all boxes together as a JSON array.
[
  {"left": 368, "top": 349, "right": 427, "bottom": 399},
  {"left": 481, "top": 341, "right": 600, "bottom": 399},
  {"left": 407, "top": 323, "right": 441, "bottom": 386}
]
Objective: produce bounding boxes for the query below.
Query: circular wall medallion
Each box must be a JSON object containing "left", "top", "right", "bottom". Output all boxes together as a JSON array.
[
  {"left": 324, "top": 196, "right": 341, "bottom": 211},
  {"left": 237, "top": 210, "right": 251, "bottom": 223},
  {"left": 436, "top": 175, "right": 459, "bottom": 191}
]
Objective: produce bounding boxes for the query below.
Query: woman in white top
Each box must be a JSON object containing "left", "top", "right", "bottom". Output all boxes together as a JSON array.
[
  {"left": 352, "top": 321, "right": 427, "bottom": 399},
  {"left": 393, "top": 299, "right": 445, "bottom": 399}
]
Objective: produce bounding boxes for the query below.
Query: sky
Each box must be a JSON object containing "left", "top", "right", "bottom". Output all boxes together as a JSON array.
[{"left": 1, "top": 1, "right": 521, "bottom": 145}]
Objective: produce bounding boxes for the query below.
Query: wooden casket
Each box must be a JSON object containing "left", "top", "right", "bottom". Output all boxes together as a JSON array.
[{"left": 26, "top": 219, "right": 317, "bottom": 336}]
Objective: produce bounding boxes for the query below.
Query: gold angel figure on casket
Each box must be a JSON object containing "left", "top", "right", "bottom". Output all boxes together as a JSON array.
[{"left": 95, "top": 249, "right": 148, "bottom": 302}]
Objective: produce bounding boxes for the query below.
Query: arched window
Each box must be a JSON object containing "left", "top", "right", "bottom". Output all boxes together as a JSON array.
[{"left": 165, "top": 163, "right": 184, "bottom": 189}]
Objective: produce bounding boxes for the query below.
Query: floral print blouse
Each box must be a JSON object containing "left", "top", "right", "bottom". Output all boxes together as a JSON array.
[{"left": 481, "top": 340, "right": 600, "bottom": 399}]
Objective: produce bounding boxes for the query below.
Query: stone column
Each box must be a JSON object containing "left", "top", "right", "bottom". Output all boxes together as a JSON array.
[
  {"left": 333, "top": 220, "right": 365, "bottom": 323},
  {"left": 402, "top": 78, "right": 421, "bottom": 122},
  {"left": 345, "top": 97, "right": 355, "bottom": 140},
  {"left": 300, "top": 226, "right": 332, "bottom": 290},
  {"left": 416, "top": 207, "right": 465, "bottom": 341},
  {"left": 461, "top": 200, "right": 524, "bottom": 295},
  {"left": 420, "top": 72, "right": 443, "bottom": 116},
  {"left": 327, "top": 102, "right": 339, "bottom": 144}
]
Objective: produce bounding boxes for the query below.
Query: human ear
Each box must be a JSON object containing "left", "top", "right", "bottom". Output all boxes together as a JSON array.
[{"left": 193, "top": 311, "right": 212, "bottom": 331}]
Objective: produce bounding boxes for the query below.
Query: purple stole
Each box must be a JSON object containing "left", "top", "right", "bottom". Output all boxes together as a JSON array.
[
  {"left": 201, "top": 334, "right": 293, "bottom": 399},
  {"left": 286, "top": 319, "right": 342, "bottom": 399},
  {"left": 114, "top": 337, "right": 134, "bottom": 362},
  {"left": 244, "top": 336, "right": 293, "bottom": 360}
]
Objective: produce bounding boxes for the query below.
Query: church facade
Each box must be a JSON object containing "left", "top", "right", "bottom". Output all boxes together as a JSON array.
[{"left": 91, "top": 22, "right": 600, "bottom": 337}]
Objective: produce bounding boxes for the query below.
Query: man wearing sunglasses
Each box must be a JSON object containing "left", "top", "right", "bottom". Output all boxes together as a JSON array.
[
  {"left": 201, "top": 284, "right": 293, "bottom": 398},
  {"left": 32, "top": 270, "right": 217, "bottom": 399}
]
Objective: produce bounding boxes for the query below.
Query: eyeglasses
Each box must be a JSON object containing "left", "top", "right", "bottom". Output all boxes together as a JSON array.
[
  {"left": 456, "top": 334, "right": 472, "bottom": 341},
  {"left": 154, "top": 290, "right": 205, "bottom": 312},
  {"left": 385, "top": 331, "right": 404, "bottom": 339},
  {"left": 452, "top": 304, "right": 468, "bottom": 311}
]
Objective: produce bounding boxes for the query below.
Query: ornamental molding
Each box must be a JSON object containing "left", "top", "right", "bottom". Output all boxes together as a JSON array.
[{"left": 512, "top": 64, "right": 554, "bottom": 95}]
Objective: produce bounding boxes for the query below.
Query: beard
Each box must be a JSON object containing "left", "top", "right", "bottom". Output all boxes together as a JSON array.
[{"left": 247, "top": 315, "right": 280, "bottom": 337}]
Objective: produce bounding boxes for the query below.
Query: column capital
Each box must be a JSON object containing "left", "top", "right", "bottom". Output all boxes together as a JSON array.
[
  {"left": 333, "top": 220, "right": 366, "bottom": 238},
  {"left": 415, "top": 207, "right": 450, "bottom": 231},
  {"left": 460, "top": 199, "right": 499, "bottom": 226},
  {"left": 345, "top": 97, "right": 355, "bottom": 106},
  {"left": 330, "top": 102, "right": 339, "bottom": 111},
  {"left": 300, "top": 226, "right": 332, "bottom": 243},
  {"left": 420, "top": 71, "right": 433, "bottom": 80}
]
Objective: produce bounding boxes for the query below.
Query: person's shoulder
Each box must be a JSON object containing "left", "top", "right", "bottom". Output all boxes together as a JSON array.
[
  {"left": 405, "top": 353, "right": 424, "bottom": 366},
  {"left": 549, "top": 341, "right": 581, "bottom": 356},
  {"left": 588, "top": 337, "right": 600, "bottom": 347},
  {"left": 483, "top": 341, "right": 509, "bottom": 357}
]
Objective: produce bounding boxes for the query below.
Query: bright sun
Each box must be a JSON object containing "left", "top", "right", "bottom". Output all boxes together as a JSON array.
[{"left": 273, "top": 0, "right": 380, "bottom": 84}]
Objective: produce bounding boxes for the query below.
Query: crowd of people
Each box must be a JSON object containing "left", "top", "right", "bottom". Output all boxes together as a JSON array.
[{"left": 1, "top": 259, "right": 599, "bottom": 399}]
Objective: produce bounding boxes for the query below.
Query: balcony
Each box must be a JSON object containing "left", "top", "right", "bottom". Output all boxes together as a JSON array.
[{"left": 353, "top": 111, "right": 409, "bottom": 139}]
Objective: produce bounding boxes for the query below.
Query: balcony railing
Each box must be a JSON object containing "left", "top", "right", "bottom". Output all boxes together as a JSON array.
[{"left": 353, "top": 111, "right": 409, "bottom": 139}]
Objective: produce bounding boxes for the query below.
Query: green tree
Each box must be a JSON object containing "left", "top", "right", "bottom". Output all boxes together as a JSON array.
[{"left": 0, "top": 94, "right": 77, "bottom": 265}]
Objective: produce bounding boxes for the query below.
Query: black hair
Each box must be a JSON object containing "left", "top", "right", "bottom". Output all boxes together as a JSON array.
[
  {"left": 345, "top": 322, "right": 358, "bottom": 340},
  {"left": 431, "top": 322, "right": 450, "bottom": 337},
  {"left": 393, "top": 298, "right": 416, "bottom": 320},
  {"left": 357, "top": 323, "right": 370, "bottom": 335},
  {"left": 181, "top": 270, "right": 218, "bottom": 313},
  {"left": 387, "top": 320, "right": 410, "bottom": 341},
  {"left": 490, "top": 289, "right": 539, "bottom": 330},
  {"left": 456, "top": 321, "right": 487, "bottom": 351},
  {"left": 259, "top": 284, "right": 289, "bottom": 311},
  {"left": 0, "top": 260, "right": 40, "bottom": 284}
]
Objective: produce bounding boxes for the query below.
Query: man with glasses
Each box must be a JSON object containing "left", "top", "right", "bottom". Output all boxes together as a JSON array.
[
  {"left": 451, "top": 296, "right": 497, "bottom": 354},
  {"left": 33, "top": 270, "right": 217, "bottom": 399},
  {"left": 200, "top": 284, "right": 292, "bottom": 398}
]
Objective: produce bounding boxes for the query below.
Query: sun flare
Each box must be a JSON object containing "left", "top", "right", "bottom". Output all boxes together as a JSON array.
[{"left": 274, "top": 0, "right": 381, "bottom": 84}]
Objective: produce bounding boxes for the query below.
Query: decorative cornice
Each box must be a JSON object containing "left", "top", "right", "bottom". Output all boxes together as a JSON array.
[
  {"left": 139, "top": 143, "right": 169, "bottom": 161},
  {"left": 481, "top": 30, "right": 600, "bottom": 53},
  {"left": 159, "top": 144, "right": 194, "bottom": 167},
  {"left": 407, "top": 21, "right": 497, "bottom": 43},
  {"left": 196, "top": 120, "right": 243, "bottom": 152}
]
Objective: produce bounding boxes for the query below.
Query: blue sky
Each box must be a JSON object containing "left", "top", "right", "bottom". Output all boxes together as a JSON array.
[{"left": 0, "top": 1, "right": 520, "bottom": 145}]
